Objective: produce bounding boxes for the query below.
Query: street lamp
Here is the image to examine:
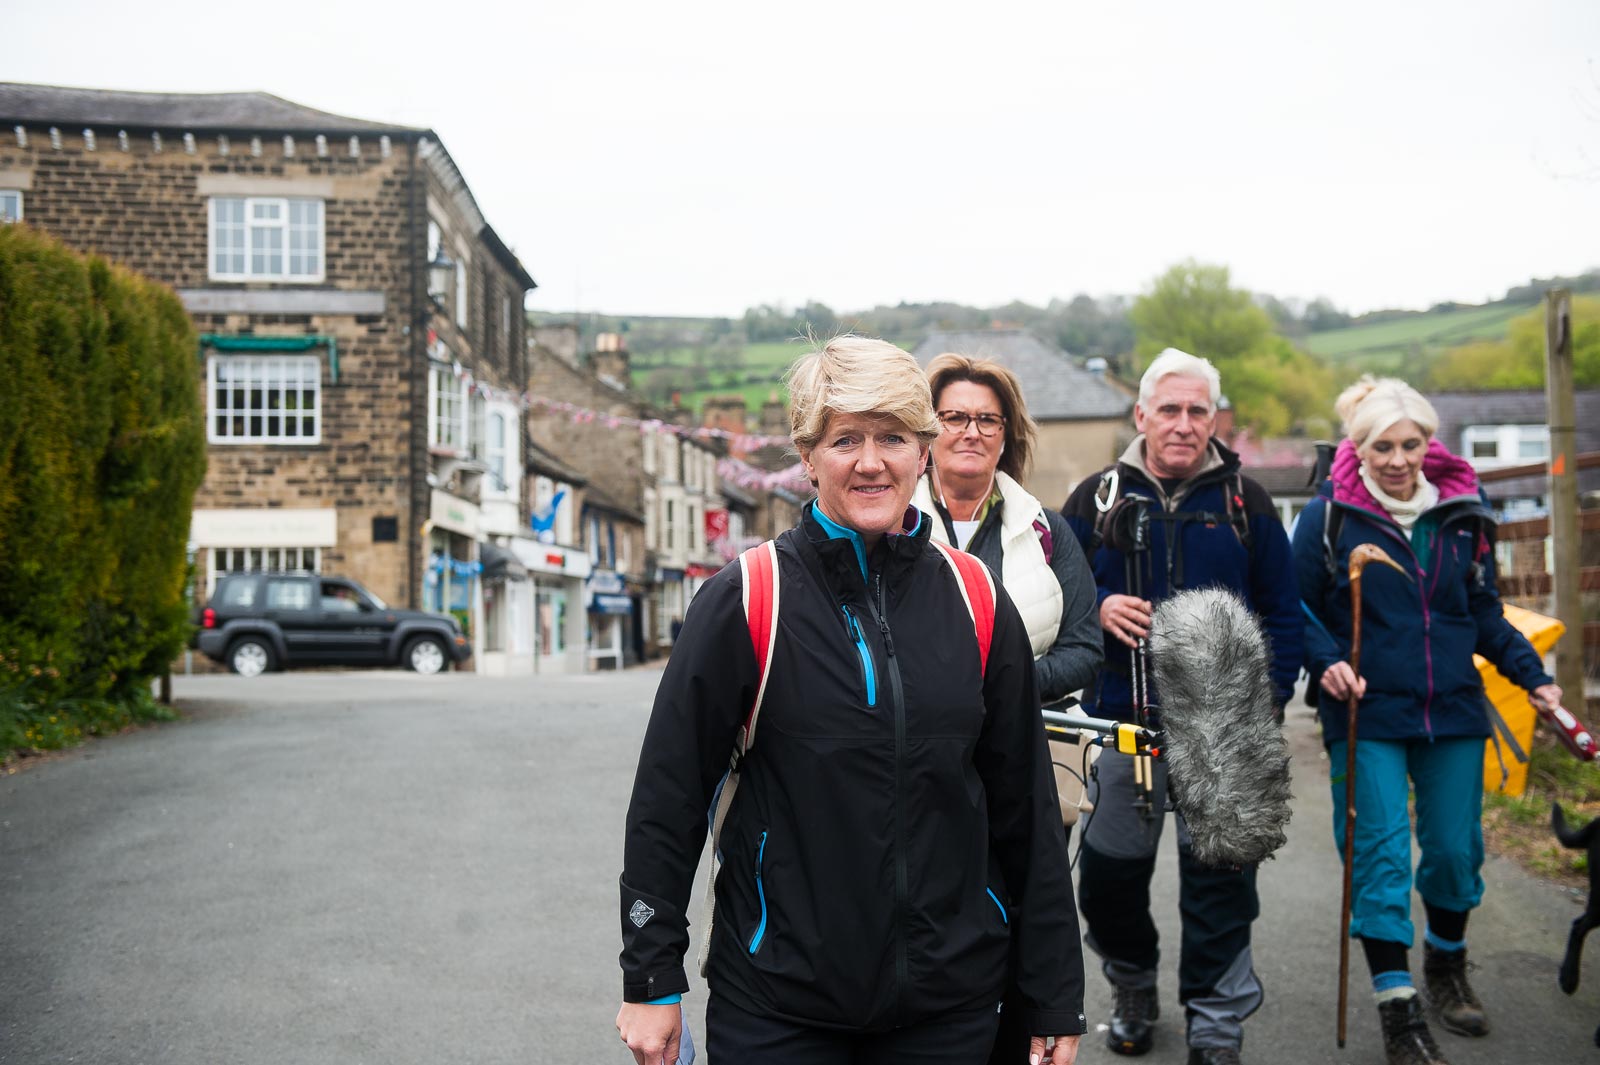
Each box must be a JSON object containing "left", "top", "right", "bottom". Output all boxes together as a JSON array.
[{"left": 427, "top": 248, "right": 456, "bottom": 307}]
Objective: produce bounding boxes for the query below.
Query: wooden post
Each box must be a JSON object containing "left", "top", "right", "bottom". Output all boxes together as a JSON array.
[{"left": 1546, "top": 289, "right": 1584, "bottom": 707}]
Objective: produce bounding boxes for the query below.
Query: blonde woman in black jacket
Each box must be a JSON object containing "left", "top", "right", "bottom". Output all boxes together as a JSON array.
[{"left": 616, "top": 337, "right": 1085, "bottom": 1065}]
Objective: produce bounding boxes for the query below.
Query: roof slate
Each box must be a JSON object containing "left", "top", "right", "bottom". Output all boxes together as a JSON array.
[
  {"left": 910, "top": 329, "right": 1130, "bottom": 421},
  {"left": 0, "top": 81, "right": 419, "bottom": 134}
]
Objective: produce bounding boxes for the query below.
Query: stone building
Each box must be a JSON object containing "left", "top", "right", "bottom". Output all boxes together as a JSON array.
[
  {"left": 527, "top": 330, "right": 739, "bottom": 658},
  {"left": 0, "top": 82, "right": 541, "bottom": 667}
]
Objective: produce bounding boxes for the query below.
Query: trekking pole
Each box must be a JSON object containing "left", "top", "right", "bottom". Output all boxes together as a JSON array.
[
  {"left": 1123, "top": 501, "right": 1156, "bottom": 826},
  {"left": 1337, "top": 543, "right": 1407, "bottom": 1048}
]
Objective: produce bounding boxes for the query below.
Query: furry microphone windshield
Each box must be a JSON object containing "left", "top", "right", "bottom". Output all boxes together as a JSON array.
[{"left": 1149, "top": 588, "right": 1292, "bottom": 867}]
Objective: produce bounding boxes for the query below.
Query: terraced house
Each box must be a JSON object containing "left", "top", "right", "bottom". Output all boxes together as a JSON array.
[{"left": 0, "top": 82, "right": 558, "bottom": 670}]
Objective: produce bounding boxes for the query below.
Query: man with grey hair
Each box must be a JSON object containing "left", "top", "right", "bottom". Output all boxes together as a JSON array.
[{"left": 1061, "top": 349, "right": 1302, "bottom": 1065}]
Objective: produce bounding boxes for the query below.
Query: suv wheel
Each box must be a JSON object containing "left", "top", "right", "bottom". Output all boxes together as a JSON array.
[
  {"left": 229, "top": 638, "right": 274, "bottom": 677},
  {"left": 405, "top": 635, "right": 448, "bottom": 675}
]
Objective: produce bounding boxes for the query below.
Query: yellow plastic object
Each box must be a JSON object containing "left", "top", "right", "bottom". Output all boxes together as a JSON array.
[{"left": 1480, "top": 604, "right": 1566, "bottom": 796}]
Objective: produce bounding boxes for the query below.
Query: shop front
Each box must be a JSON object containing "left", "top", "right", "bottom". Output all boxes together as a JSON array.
[
  {"left": 586, "top": 568, "right": 631, "bottom": 670},
  {"left": 425, "top": 490, "right": 482, "bottom": 665},
  {"left": 478, "top": 541, "right": 533, "bottom": 677},
  {"left": 509, "top": 538, "right": 589, "bottom": 674}
]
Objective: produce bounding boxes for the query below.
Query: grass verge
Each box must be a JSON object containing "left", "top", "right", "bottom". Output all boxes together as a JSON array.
[
  {"left": 1482, "top": 727, "right": 1600, "bottom": 888},
  {"left": 2, "top": 685, "right": 178, "bottom": 770}
]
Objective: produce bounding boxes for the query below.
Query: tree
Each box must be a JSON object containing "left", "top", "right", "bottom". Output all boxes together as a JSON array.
[
  {"left": 1129, "top": 261, "right": 1333, "bottom": 436},
  {"left": 1130, "top": 261, "right": 1278, "bottom": 367},
  {"left": 1, "top": 224, "right": 205, "bottom": 751},
  {"left": 1427, "top": 295, "right": 1600, "bottom": 390}
]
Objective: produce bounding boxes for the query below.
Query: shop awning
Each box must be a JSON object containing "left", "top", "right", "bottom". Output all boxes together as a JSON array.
[{"left": 480, "top": 541, "right": 529, "bottom": 582}]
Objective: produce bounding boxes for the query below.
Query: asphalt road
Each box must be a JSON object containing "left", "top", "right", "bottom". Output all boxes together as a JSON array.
[{"left": 2, "top": 669, "right": 1596, "bottom": 1064}]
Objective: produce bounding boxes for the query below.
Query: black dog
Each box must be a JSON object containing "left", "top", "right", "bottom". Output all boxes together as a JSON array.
[{"left": 1553, "top": 803, "right": 1600, "bottom": 1047}]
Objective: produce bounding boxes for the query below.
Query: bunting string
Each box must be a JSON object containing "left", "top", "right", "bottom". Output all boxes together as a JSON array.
[{"left": 431, "top": 340, "right": 793, "bottom": 451}]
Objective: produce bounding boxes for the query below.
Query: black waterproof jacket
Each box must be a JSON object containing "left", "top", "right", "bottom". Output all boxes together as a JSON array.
[{"left": 619, "top": 505, "right": 1087, "bottom": 1036}]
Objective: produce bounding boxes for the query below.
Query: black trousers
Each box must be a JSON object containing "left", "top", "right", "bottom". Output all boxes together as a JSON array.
[{"left": 706, "top": 993, "right": 1001, "bottom": 1065}]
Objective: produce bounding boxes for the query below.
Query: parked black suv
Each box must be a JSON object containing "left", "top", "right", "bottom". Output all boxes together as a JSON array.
[{"left": 195, "top": 572, "right": 471, "bottom": 676}]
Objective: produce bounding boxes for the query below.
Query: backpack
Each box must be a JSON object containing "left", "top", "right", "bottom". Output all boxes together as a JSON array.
[
  {"left": 1087, "top": 465, "right": 1254, "bottom": 556},
  {"left": 696, "top": 538, "right": 997, "bottom": 975}
]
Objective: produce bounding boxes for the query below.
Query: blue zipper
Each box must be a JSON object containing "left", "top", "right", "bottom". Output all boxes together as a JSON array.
[
  {"left": 748, "top": 830, "right": 769, "bottom": 953},
  {"left": 986, "top": 887, "right": 1008, "bottom": 925},
  {"left": 842, "top": 606, "right": 877, "bottom": 706}
]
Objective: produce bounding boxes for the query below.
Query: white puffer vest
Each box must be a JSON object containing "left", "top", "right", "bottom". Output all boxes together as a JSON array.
[{"left": 913, "top": 471, "right": 1064, "bottom": 659}]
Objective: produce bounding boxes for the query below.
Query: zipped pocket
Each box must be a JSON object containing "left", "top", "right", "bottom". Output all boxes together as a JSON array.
[
  {"left": 842, "top": 606, "right": 877, "bottom": 706},
  {"left": 748, "top": 830, "right": 770, "bottom": 953},
  {"left": 986, "top": 887, "right": 1009, "bottom": 925}
]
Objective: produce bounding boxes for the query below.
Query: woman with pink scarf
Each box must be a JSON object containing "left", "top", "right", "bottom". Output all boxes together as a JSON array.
[{"left": 1293, "top": 376, "right": 1564, "bottom": 1065}]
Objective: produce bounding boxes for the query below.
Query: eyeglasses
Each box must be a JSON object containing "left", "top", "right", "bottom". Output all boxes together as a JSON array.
[{"left": 936, "top": 410, "right": 1007, "bottom": 436}]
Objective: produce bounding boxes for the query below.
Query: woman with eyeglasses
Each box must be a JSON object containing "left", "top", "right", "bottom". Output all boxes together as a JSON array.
[
  {"left": 914, "top": 353, "right": 1102, "bottom": 706},
  {"left": 912, "top": 352, "right": 1103, "bottom": 1065}
]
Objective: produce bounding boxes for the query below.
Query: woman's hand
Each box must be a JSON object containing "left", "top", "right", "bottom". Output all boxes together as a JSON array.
[
  {"left": 616, "top": 1002, "right": 682, "bottom": 1065},
  {"left": 1531, "top": 683, "right": 1564, "bottom": 713},
  {"left": 1320, "top": 661, "right": 1367, "bottom": 702},
  {"left": 1100, "top": 594, "right": 1152, "bottom": 648},
  {"left": 1029, "top": 1033, "right": 1080, "bottom": 1064}
]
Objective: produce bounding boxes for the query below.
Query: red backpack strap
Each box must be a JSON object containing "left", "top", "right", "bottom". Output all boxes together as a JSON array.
[
  {"left": 737, "top": 540, "right": 780, "bottom": 754},
  {"left": 701, "top": 539, "right": 780, "bottom": 978},
  {"left": 929, "top": 541, "right": 996, "bottom": 675}
]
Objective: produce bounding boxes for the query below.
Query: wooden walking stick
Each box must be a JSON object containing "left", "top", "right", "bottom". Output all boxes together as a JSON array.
[{"left": 1337, "top": 543, "right": 1407, "bottom": 1048}]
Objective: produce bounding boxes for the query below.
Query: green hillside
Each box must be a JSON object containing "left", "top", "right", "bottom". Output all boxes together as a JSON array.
[{"left": 1302, "top": 301, "right": 1536, "bottom": 375}]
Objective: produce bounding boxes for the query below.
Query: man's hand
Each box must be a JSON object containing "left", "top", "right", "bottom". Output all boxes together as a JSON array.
[
  {"left": 1028, "top": 1033, "right": 1081, "bottom": 1064},
  {"left": 617, "top": 1002, "right": 681, "bottom": 1065},
  {"left": 1100, "top": 594, "right": 1152, "bottom": 648},
  {"left": 1319, "top": 661, "right": 1366, "bottom": 702}
]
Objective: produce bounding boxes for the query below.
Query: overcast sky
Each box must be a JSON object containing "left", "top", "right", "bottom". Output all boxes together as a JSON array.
[{"left": 11, "top": 0, "right": 1600, "bottom": 318}]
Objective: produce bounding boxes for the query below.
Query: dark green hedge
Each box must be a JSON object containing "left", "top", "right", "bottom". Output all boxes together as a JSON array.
[{"left": 0, "top": 223, "right": 205, "bottom": 753}]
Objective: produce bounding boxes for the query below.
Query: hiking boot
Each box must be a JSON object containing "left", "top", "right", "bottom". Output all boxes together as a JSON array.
[
  {"left": 1423, "top": 943, "right": 1490, "bottom": 1036},
  {"left": 1187, "top": 1046, "right": 1242, "bottom": 1065},
  {"left": 1106, "top": 983, "right": 1159, "bottom": 1056},
  {"left": 1378, "top": 994, "right": 1450, "bottom": 1065}
]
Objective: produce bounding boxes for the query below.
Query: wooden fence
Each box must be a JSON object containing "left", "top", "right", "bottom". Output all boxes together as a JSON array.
[{"left": 1483, "top": 454, "right": 1600, "bottom": 673}]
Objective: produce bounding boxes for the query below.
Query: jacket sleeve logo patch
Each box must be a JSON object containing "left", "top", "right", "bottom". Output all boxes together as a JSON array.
[{"left": 629, "top": 899, "right": 656, "bottom": 928}]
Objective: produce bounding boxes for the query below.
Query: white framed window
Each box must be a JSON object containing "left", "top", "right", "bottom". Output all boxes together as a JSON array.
[
  {"left": 643, "top": 487, "right": 657, "bottom": 549},
  {"left": 481, "top": 401, "right": 519, "bottom": 499},
  {"left": 429, "top": 363, "right": 468, "bottom": 453},
  {"left": 1461, "top": 424, "right": 1549, "bottom": 468},
  {"left": 207, "top": 355, "right": 321, "bottom": 444},
  {"left": 0, "top": 190, "right": 21, "bottom": 223},
  {"left": 209, "top": 197, "right": 324, "bottom": 281},
  {"left": 207, "top": 545, "right": 320, "bottom": 595},
  {"left": 642, "top": 431, "right": 657, "bottom": 475}
]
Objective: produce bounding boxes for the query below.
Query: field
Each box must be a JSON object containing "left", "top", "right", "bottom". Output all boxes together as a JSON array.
[
  {"left": 1303, "top": 301, "right": 1535, "bottom": 374},
  {"left": 631, "top": 337, "right": 916, "bottom": 413}
]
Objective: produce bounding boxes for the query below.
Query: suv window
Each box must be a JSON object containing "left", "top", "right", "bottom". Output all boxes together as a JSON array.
[
  {"left": 266, "top": 578, "right": 315, "bottom": 611},
  {"left": 320, "top": 581, "right": 364, "bottom": 612},
  {"left": 216, "top": 576, "right": 259, "bottom": 608}
]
